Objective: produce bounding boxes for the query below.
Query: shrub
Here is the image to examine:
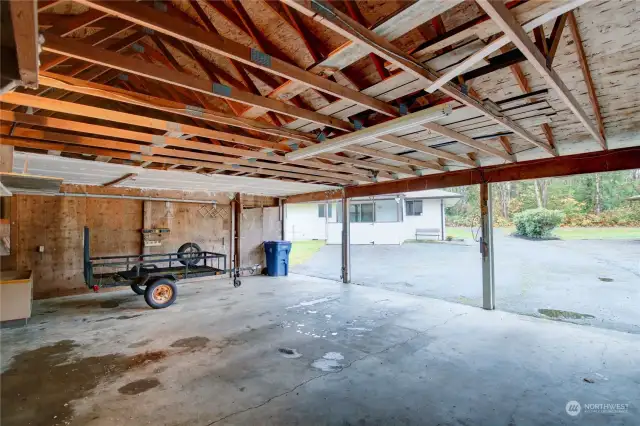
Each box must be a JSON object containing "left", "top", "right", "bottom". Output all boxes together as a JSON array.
[{"left": 513, "top": 208, "right": 565, "bottom": 238}]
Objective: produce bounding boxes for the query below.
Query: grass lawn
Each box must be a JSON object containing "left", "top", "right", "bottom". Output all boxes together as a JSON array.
[
  {"left": 290, "top": 240, "right": 325, "bottom": 266},
  {"left": 446, "top": 226, "right": 640, "bottom": 240},
  {"left": 445, "top": 227, "right": 485, "bottom": 240},
  {"left": 552, "top": 227, "right": 640, "bottom": 240}
]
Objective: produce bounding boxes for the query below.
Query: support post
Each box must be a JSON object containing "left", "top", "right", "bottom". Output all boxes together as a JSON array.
[
  {"left": 279, "top": 198, "right": 285, "bottom": 240},
  {"left": 229, "top": 197, "right": 236, "bottom": 278},
  {"left": 480, "top": 183, "right": 495, "bottom": 310},
  {"left": 341, "top": 197, "right": 350, "bottom": 284},
  {"left": 440, "top": 198, "right": 445, "bottom": 241},
  {"left": 233, "top": 194, "right": 241, "bottom": 270}
]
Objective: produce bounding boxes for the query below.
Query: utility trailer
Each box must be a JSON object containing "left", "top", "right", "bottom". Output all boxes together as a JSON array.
[{"left": 83, "top": 227, "right": 257, "bottom": 308}]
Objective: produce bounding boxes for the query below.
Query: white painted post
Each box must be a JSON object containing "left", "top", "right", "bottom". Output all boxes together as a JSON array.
[
  {"left": 480, "top": 183, "right": 495, "bottom": 310},
  {"left": 341, "top": 197, "right": 350, "bottom": 283}
]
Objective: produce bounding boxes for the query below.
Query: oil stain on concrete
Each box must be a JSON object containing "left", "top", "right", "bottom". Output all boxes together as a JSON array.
[
  {"left": 128, "top": 338, "right": 153, "bottom": 348},
  {"left": 170, "top": 336, "right": 210, "bottom": 350},
  {"left": 0, "top": 340, "right": 167, "bottom": 426},
  {"left": 538, "top": 309, "right": 596, "bottom": 320},
  {"left": 118, "top": 378, "right": 161, "bottom": 395}
]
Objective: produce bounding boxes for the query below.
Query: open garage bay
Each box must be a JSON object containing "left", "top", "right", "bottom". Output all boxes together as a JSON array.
[
  {"left": 292, "top": 230, "right": 640, "bottom": 333},
  {"left": 1, "top": 275, "right": 638, "bottom": 426}
]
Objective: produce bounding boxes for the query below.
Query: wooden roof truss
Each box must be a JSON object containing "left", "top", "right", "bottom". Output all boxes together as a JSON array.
[{"left": 0, "top": 0, "right": 626, "bottom": 194}]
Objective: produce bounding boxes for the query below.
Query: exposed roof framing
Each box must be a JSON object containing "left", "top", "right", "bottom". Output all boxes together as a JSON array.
[
  {"left": 73, "top": 0, "right": 400, "bottom": 118},
  {"left": 283, "top": 0, "right": 556, "bottom": 156},
  {"left": 29, "top": 74, "right": 426, "bottom": 178},
  {"left": 0, "top": 0, "right": 637, "bottom": 196},
  {"left": 475, "top": 0, "right": 606, "bottom": 150},
  {"left": 38, "top": 71, "right": 314, "bottom": 142}
]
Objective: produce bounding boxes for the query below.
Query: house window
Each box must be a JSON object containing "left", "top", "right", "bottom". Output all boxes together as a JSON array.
[
  {"left": 375, "top": 199, "right": 400, "bottom": 222},
  {"left": 318, "top": 204, "right": 333, "bottom": 218},
  {"left": 406, "top": 200, "right": 423, "bottom": 216},
  {"left": 350, "top": 203, "right": 374, "bottom": 223}
]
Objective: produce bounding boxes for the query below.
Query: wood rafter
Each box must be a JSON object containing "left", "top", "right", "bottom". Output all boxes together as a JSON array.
[
  {"left": 498, "top": 136, "right": 513, "bottom": 155},
  {"left": 476, "top": 0, "right": 606, "bottom": 149},
  {"left": 567, "top": 11, "right": 606, "bottom": 142},
  {"left": 547, "top": 13, "right": 568, "bottom": 66},
  {"left": 8, "top": 0, "right": 40, "bottom": 88},
  {"left": 74, "top": 0, "right": 399, "bottom": 118}
]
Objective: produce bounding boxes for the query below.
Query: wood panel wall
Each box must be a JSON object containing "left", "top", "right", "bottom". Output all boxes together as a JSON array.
[
  {"left": 143, "top": 201, "right": 231, "bottom": 269},
  {"left": 4, "top": 195, "right": 142, "bottom": 299},
  {"left": 0, "top": 193, "right": 281, "bottom": 299},
  {"left": 240, "top": 207, "right": 282, "bottom": 266}
]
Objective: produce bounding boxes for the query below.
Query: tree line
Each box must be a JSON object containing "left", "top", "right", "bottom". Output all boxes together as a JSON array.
[{"left": 446, "top": 170, "right": 640, "bottom": 227}]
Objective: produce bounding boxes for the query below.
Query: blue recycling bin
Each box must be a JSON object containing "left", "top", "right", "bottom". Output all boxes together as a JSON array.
[{"left": 264, "top": 241, "right": 292, "bottom": 276}]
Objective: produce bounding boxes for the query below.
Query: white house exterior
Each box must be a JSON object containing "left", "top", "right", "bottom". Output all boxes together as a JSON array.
[{"left": 285, "top": 190, "right": 461, "bottom": 245}]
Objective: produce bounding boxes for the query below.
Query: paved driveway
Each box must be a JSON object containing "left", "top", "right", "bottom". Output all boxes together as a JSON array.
[{"left": 291, "top": 230, "right": 640, "bottom": 333}]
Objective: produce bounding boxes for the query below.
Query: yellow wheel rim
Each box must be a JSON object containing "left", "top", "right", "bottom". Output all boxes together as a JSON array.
[{"left": 152, "top": 284, "right": 173, "bottom": 304}]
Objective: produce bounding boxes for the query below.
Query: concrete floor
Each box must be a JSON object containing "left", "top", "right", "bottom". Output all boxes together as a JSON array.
[
  {"left": 291, "top": 231, "right": 640, "bottom": 333},
  {"left": 2, "top": 274, "right": 639, "bottom": 426}
]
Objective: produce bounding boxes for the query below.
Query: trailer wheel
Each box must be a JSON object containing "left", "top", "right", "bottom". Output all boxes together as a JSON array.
[
  {"left": 144, "top": 278, "right": 177, "bottom": 309},
  {"left": 131, "top": 282, "right": 145, "bottom": 295},
  {"left": 177, "top": 242, "right": 202, "bottom": 266}
]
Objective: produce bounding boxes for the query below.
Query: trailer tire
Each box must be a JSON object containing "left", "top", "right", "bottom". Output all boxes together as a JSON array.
[
  {"left": 144, "top": 278, "right": 177, "bottom": 309},
  {"left": 131, "top": 282, "right": 145, "bottom": 295},
  {"left": 177, "top": 242, "right": 202, "bottom": 266}
]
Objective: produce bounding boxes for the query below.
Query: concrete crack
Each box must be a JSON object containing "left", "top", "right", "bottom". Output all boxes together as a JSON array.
[
  {"left": 204, "top": 371, "right": 333, "bottom": 425},
  {"left": 205, "top": 312, "right": 466, "bottom": 425}
]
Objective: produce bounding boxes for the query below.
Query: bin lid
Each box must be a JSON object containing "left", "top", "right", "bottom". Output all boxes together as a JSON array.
[{"left": 264, "top": 240, "right": 291, "bottom": 245}]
